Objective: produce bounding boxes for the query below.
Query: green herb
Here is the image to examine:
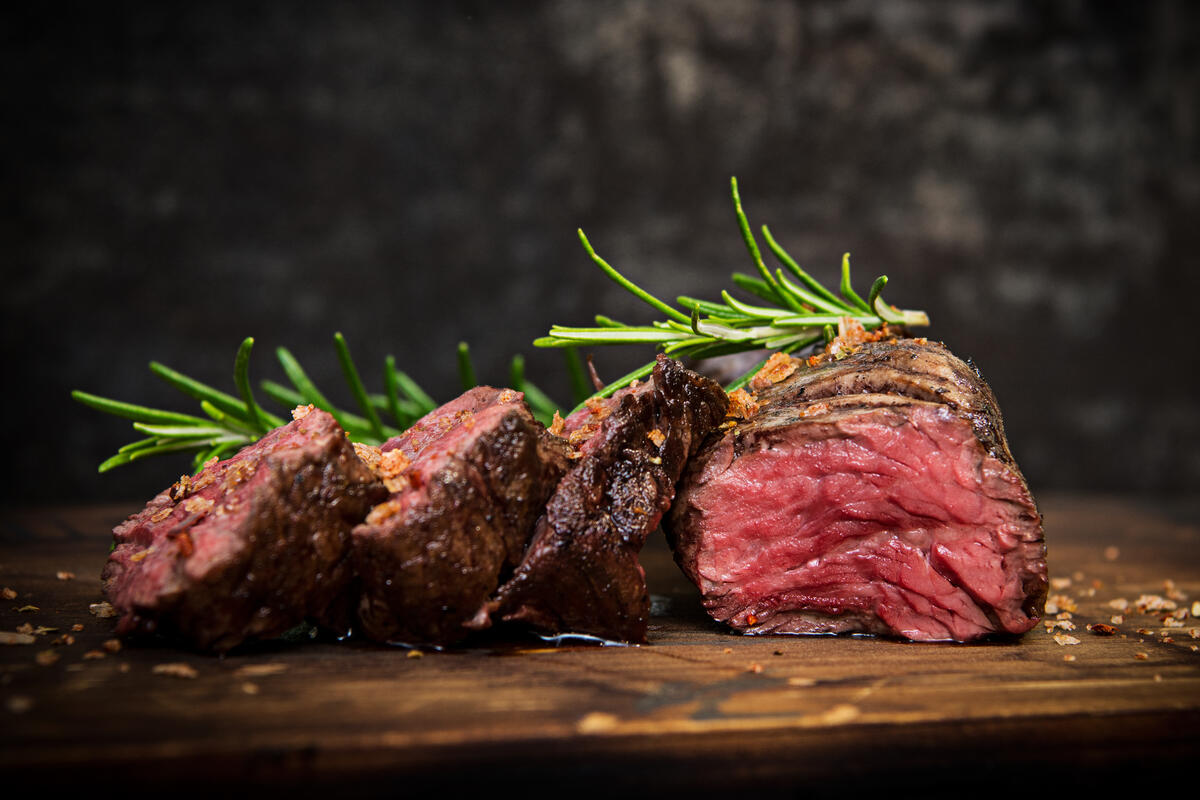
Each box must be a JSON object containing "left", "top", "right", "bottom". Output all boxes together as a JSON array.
[
  {"left": 75, "top": 335, "right": 566, "bottom": 473},
  {"left": 535, "top": 177, "right": 929, "bottom": 408}
]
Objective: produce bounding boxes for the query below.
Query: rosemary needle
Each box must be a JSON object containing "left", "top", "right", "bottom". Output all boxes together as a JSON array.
[{"left": 537, "top": 177, "right": 931, "bottom": 409}]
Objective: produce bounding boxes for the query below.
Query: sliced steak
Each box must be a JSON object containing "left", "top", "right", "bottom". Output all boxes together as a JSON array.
[
  {"left": 352, "top": 387, "right": 573, "bottom": 646},
  {"left": 667, "top": 338, "right": 1046, "bottom": 642},
  {"left": 102, "top": 407, "right": 386, "bottom": 652},
  {"left": 490, "top": 355, "right": 729, "bottom": 643}
]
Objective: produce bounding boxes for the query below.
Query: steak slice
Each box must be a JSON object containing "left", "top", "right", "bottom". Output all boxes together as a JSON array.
[
  {"left": 667, "top": 338, "right": 1046, "bottom": 642},
  {"left": 352, "top": 387, "right": 573, "bottom": 646},
  {"left": 490, "top": 355, "right": 729, "bottom": 643},
  {"left": 102, "top": 407, "right": 386, "bottom": 653}
]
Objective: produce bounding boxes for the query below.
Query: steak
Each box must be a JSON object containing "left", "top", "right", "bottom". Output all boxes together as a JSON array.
[
  {"left": 352, "top": 387, "right": 573, "bottom": 646},
  {"left": 489, "top": 355, "right": 729, "bottom": 643},
  {"left": 102, "top": 407, "right": 386, "bottom": 652},
  {"left": 667, "top": 338, "right": 1046, "bottom": 642}
]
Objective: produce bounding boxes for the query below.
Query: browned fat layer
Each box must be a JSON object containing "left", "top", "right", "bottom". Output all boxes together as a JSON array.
[
  {"left": 548, "top": 411, "right": 565, "bottom": 436},
  {"left": 291, "top": 404, "right": 315, "bottom": 420}
]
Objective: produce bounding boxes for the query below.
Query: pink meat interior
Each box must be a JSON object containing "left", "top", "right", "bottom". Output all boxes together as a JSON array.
[{"left": 688, "top": 404, "right": 1043, "bottom": 641}]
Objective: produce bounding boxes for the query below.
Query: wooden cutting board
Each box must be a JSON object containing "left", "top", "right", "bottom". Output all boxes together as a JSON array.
[{"left": 1, "top": 495, "right": 1197, "bottom": 793}]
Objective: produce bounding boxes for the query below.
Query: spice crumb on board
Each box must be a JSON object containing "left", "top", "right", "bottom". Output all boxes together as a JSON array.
[
  {"left": 153, "top": 663, "right": 199, "bottom": 679},
  {"left": 406, "top": 649, "right": 424, "bottom": 659},
  {"left": 89, "top": 602, "right": 117, "bottom": 618},
  {"left": 70, "top": 623, "right": 83, "bottom": 632},
  {"left": 5, "top": 695, "right": 34, "bottom": 714},
  {"left": 82, "top": 650, "right": 105, "bottom": 660},
  {"left": 55, "top": 571, "right": 75, "bottom": 581},
  {"left": 1062, "top": 654, "right": 1076, "bottom": 662},
  {"left": 1053, "top": 634, "right": 1080, "bottom": 646},
  {"left": 1, "top": 587, "right": 17, "bottom": 600},
  {"left": 233, "top": 663, "right": 287, "bottom": 678},
  {"left": 1134, "top": 652, "right": 1149, "bottom": 661},
  {"left": 34, "top": 650, "right": 60, "bottom": 666},
  {"left": 103, "top": 639, "right": 122, "bottom": 653},
  {"left": 241, "top": 682, "right": 260, "bottom": 695}
]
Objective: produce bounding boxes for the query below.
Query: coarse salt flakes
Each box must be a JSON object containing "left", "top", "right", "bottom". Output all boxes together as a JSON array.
[
  {"left": 1109, "top": 598, "right": 1129, "bottom": 611},
  {"left": 1111, "top": 615, "right": 1124, "bottom": 625},
  {"left": 1050, "top": 577, "right": 1072, "bottom": 590},
  {"left": 1053, "top": 634, "right": 1080, "bottom": 646}
]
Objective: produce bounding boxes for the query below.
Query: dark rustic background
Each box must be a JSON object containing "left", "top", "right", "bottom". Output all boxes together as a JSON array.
[{"left": 3, "top": 1, "right": 1198, "bottom": 504}]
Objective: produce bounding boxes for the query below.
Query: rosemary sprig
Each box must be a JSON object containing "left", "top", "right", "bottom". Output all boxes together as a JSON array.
[
  {"left": 75, "top": 335, "right": 569, "bottom": 474},
  {"left": 536, "top": 177, "right": 930, "bottom": 408}
]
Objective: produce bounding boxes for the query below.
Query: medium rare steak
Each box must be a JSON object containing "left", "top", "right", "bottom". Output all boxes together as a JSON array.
[
  {"left": 102, "top": 407, "right": 386, "bottom": 652},
  {"left": 352, "top": 387, "right": 573, "bottom": 646},
  {"left": 489, "top": 355, "right": 729, "bottom": 643},
  {"left": 667, "top": 338, "right": 1046, "bottom": 642}
]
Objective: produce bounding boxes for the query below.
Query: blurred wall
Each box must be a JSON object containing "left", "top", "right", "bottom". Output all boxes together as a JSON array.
[{"left": 3, "top": 0, "right": 1198, "bottom": 503}]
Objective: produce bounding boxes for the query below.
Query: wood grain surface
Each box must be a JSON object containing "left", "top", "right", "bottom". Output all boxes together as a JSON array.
[{"left": 2, "top": 495, "right": 1198, "bottom": 795}]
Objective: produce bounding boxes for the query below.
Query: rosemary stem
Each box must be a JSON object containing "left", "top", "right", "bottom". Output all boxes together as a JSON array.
[{"left": 577, "top": 229, "right": 692, "bottom": 325}]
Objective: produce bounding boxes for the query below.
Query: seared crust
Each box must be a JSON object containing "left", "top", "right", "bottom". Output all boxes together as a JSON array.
[
  {"left": 102, "top": 410, "right": 386, "bottom": 653},
  {"left": 490, "top": 355, "right": 728, "bottom": 643},
  {"left": 352, "top": 389, "right": 572, "bottom": 646}
]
